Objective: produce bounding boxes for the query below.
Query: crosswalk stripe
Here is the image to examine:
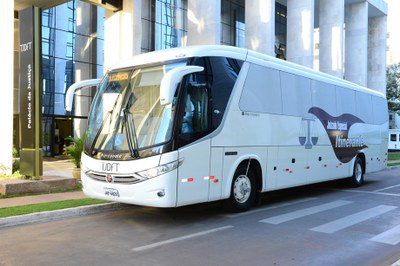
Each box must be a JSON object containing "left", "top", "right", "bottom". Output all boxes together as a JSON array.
[
  {"left": 223, "top": 197, "right": 317, "bottom": 218},
  {"left": 259, "top": 200, "right": 352, "bottom": 225},
  {"left": 132, "top": 226, "right": 233, "bottom": 252},
  {"left": 311, "top": 205, "right": 397, "bottom": 234},
  {"left": 370, "top": 224, "right": 400, "bottom": 245}
]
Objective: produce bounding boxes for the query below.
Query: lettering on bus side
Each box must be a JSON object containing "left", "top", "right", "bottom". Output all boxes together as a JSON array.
[
  {"left": 308, "top": 107, "right": 367, "bottom": 163},
  {"left": 102, "top": 162, "right": 120, "bottom": 172}
]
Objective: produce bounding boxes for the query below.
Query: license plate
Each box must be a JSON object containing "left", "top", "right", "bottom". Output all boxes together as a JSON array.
[{"left": 104, "top": 187, "right": 120, "bottom": 198}]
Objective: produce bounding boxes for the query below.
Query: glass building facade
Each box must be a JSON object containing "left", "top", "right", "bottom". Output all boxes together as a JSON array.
[
  {"left": 41, "top": 0, "right": 104, "bottom": 156},
  {"left": 141, "top": 0, "right": 188, "bottom": 53},
  {"left": 275, "top": 2, "right": 287, "bottom": 59},
  {"left": 221, "top": 0, "right": 245, "bottom": 47},
  {"left": 220, "top": 0, "right": 287, "bottom": 54}
]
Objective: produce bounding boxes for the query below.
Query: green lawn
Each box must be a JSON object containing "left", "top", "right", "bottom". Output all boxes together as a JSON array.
[
  {"left": 388, "top": 152, "right": 400, "bottom": 161},
  {"left": 0, "top": 198, "right": 108, "bottom": 218}
]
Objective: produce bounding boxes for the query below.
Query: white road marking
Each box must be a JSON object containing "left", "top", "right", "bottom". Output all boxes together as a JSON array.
[
  {"left": 311, "top": 205, "right": 397, "bottom": 234},
  {"left": 391, "top": 258, "right": 400, "bottom": 266},
  {"left": 132, "top": 226, "right": 233, "bottom": 252},
  {"left": 370, "top": 224, "right": 400, "bottom": 245},
  {"left": 224, "top": 197, "right": 317, "bottom": 218},
  {"left": 259, "top": 200, "right": 352, "bottom": 225},
  {"left": 374, "top": 184, "right": 400, "bottom": 192},
  {"left": 323, "top": 188, "right": 400, "bottom": 197}
]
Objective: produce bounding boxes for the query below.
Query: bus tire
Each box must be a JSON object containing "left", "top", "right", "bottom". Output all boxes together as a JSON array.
[
  {"left": 223, "top": 165, "right": 256, "bottom": 213},
  {"left": 347, "top": 157, "right": 364, "bottom": 187}
]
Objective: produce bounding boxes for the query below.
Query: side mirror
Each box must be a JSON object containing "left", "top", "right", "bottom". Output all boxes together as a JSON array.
[
  {"left": 65, "top": 78, "right": 102, "bottom": 112},
  {"left": 160, "top": 66, "right": 204, "bottom": 106}
]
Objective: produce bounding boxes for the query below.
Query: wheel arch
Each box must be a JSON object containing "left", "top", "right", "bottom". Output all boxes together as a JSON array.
[
  {"left": 222, "top": 155, "right": 263, "bottom": 200},
  {"left": 346, "top": 153, "right": 366, "bottom": 187},
  {"left": 357, "top": 152, "right": 366, "bottom": 174}
]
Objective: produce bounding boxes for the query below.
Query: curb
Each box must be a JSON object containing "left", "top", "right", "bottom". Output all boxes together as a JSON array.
[{"left": 0, "top": 202, "right": 131, "bottom": 229}]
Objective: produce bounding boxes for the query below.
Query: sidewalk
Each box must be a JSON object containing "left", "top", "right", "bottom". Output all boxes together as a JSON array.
[{"left": 0, "top": 191, "right": 86, "bottom": 208}]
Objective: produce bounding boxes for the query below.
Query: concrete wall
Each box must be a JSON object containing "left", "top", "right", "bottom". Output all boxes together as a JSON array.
[
  {"left": 319, "top": 0, "right": 344, "bottom": 78},
  {"left": 104, "top": 0, "right": 142, "bottom": 70},
  {"left": 245, "top": 0, "right": 275, "bottom": 55},
  {"left": 368, "top": 15, "right": 387, "bottom": 94},
  {"left": 286, "top": 0, "right": 314, "bottom": 68},
  {"left": 187, "top": 0, "right": 221, "bottom": 45},
  {"left": 345, "top": 2, "right": 369, "bottom": 87}
]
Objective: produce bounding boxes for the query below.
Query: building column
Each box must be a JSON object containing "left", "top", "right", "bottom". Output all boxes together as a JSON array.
[
  {"left": 245, "top": 0, "right": 275, "bottom": 56},
  {"left": 319, "top": 0, "right": 344, "bottom": 78},
  {"left": 286, "top": 0, "right": 314, "bottom": 68},
  {"left": 104, "top": 0, "right": 141, "bottom": 70},
  {"left": 0, "top": 1, "right": 13, "bottom": 175},
  {"left": 387, "top": 0, "right": 400, "bottom": 65},
  {"left": 368, "top": 15, "right": 387, "bottom": 95},
  {"left": 187, "top": 0, "right": 221, "bottom": 45},
  {"left": 345, "top": 2, "right": 368, "bottom": 87}
]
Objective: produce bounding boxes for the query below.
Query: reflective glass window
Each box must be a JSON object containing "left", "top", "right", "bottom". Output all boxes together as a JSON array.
[
  {"left": 221, "top": 0, "right": 245, "bottom": 47},
  {"left": 281, "top": 72, "right": 312, "bottom": 117},
  {"left": 141, "top": 0, "right": 188, "bottom": 53},
  {"left": 240, "top": 64, "right": 282, "bottom": 114},
  {"left": 41, "top": 0, "right": 105, "bottom": 155}
]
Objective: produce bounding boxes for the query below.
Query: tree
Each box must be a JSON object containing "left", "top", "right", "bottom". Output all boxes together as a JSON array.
[{"left": 387, "top": 63, "right": 400, "bottom": 113}]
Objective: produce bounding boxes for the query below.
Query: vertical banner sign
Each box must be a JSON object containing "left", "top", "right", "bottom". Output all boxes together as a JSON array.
[{"left": 19, "top": 6, "right": 43, "bottom": 178}]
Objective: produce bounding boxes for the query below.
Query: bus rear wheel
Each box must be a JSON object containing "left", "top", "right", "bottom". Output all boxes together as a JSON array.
[
  {"left": 223, "top": 165, "right": 256, "bottom": 212},
  {"left": 347, "top": 157, "right": 364, "bottom": 187}
]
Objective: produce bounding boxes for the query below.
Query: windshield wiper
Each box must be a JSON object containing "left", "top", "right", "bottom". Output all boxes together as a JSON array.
[
  {"left": 89, "top": 111, "right": 111, "bottom": 155},
  {"left": 123, "top": 93, "right": 140, "bottom": 158},
  {"left": 123, "top": 108, "right": 140, "bottom": 158}
]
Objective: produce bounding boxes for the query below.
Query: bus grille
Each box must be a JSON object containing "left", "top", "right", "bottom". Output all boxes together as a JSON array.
[{"left": 85, "top": 171, "right": 144, "bottom": 184}]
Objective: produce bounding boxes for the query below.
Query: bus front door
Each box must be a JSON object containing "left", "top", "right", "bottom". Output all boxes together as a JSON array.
[{"left": 177, "top": 139, "right": 211, "bottom": 206}]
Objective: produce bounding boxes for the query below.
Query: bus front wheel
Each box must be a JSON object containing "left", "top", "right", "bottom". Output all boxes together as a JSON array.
[{"left": 223, "top": 165, "right": 256, "bottom": 212}]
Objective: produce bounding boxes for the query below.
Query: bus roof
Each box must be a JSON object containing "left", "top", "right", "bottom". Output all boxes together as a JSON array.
[
  {"left": 109, "top": 45, "right": 248, "bottom": 70},
  {"left": 109, "top": 45, "right": 385, "bottom": 99}
]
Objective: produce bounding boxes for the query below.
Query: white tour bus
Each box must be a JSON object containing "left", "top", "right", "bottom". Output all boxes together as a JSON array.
[
  {"left": 388, "top": 129, "right": 400, "bottom": 151},
  {"left": 66, "top": 45, "right": 388, "bottom": 212}
]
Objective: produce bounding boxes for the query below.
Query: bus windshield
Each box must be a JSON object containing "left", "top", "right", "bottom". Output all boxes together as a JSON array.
[{"left": 85, "top": 62, "right": 185, "bottom": 159}]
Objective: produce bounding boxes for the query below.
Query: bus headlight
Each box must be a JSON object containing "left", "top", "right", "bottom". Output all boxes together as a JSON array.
[{"left": 136, "top": 159, "right": 183, "bottom": 179}]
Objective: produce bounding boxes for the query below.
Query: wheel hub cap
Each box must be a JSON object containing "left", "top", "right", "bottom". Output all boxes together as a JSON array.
[{"left": 234, "top": 175, "right": 251, "bottom": 203}]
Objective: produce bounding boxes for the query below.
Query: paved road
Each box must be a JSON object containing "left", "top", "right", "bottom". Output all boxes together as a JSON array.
[{"left": 0, "top": 167, "right": 400, "bottom": 266}]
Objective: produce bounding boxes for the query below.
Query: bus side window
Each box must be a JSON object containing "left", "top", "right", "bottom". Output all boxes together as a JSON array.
[
  {"left": 181, "top": 83, "right": 210, "bottom": 134},
  {"left": 178, "top": 80, "right": 212, "bottom": 147}
]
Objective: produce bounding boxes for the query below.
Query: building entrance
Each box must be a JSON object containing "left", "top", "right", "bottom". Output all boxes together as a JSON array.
[{"left": 43, "top": 116, "right": 73, "bottom": 157}]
